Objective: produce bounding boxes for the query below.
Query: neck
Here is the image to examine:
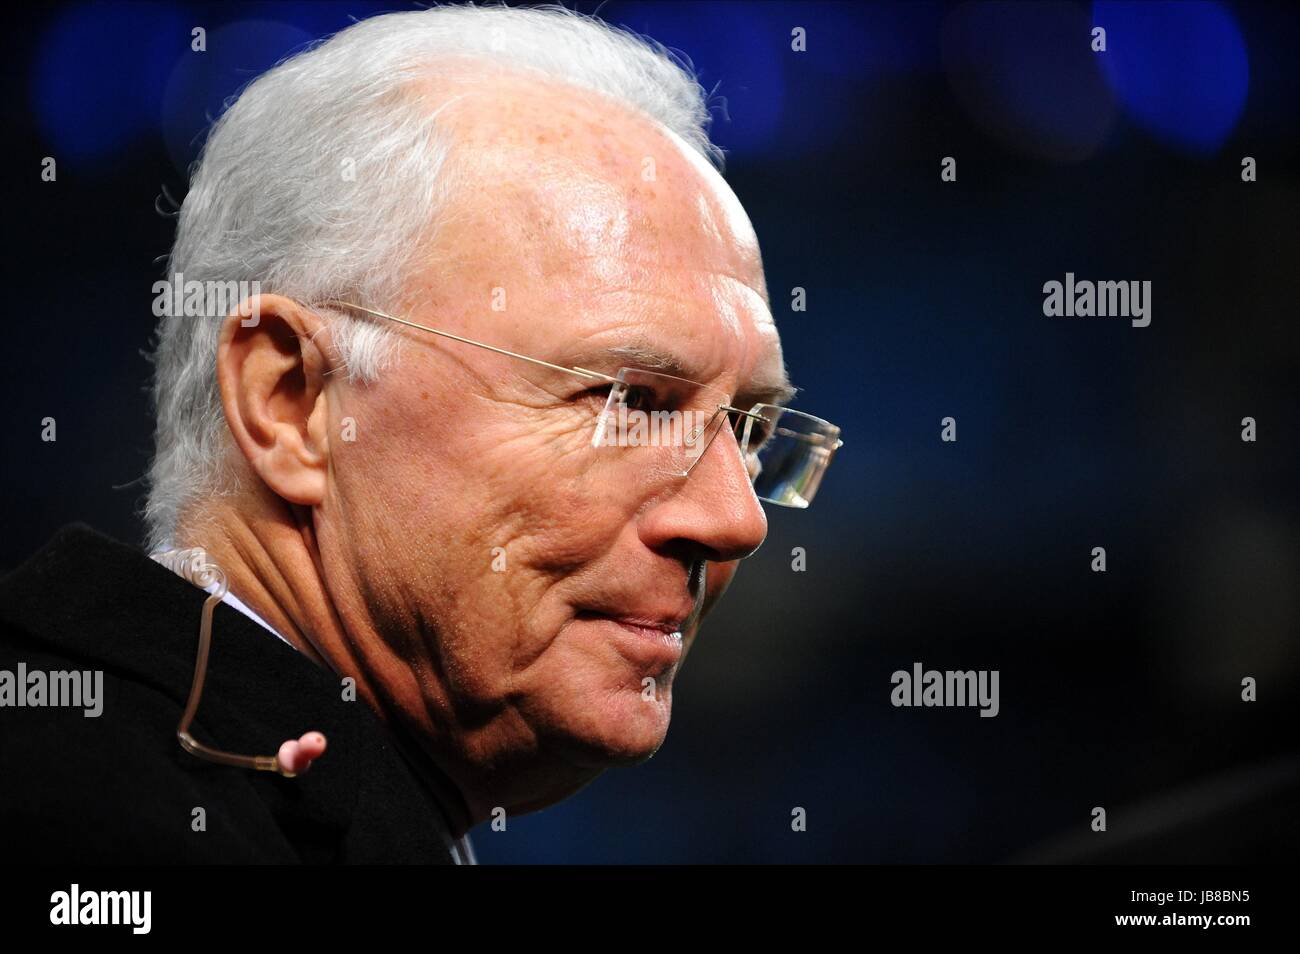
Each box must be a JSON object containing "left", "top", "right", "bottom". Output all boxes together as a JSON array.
[{"left": 174, "top": 496, "right": 478, "bottom": 835}]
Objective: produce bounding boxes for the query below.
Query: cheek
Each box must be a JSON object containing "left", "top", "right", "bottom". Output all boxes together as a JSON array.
[
  {"left": 422, "top": 422, "right": 636, "bottom": 676},
  {"left": 470, "top": 414, "right": 633, "bottom": 564},
  {"left": 331, "top": 388, "right": 648, "bottom": 687}
]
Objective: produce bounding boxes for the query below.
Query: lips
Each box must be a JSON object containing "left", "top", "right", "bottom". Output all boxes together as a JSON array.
[
  {"left": 574, "top": 609, "right": 688, "bottom": 636},
  {"left": 573, "top": 609, "right": 688, "bottom": 672}
]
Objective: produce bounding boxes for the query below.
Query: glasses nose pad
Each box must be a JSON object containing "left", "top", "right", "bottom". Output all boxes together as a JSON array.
[
  {"left": 684, "top": 417, "right": 711, "bottom": 446},
  {"left": 681, "top": 406, "right": 733, "bottom": 477}
]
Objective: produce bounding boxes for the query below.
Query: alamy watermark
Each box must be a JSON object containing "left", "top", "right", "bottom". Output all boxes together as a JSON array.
[
  {"left": 1042, "top": 272, "right": 1151, "bottom": 327},
  {"left": 891, "top": 662, "right": 1000, "bottom": 717},
  {"left": 50, "top": 884, "right": 150, "bottom": 934},
  {"left": 0, "top": 663, "right": 103, "bottom": 717},
  {"left": 151, "top": 271, "right": 261, "bottom": 324}
]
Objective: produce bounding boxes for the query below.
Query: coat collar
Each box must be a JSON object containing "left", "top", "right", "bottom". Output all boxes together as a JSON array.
[{"left": 0, "top": 522, "right": 469, "bottom": 862}]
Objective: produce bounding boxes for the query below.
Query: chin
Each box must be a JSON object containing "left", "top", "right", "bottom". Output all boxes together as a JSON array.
[{"left": 552, "top": 681, "right": 676, "bottom": 769}]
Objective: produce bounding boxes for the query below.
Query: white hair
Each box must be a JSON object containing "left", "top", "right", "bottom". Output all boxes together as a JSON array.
[{"left": 144, "top": 2, "right": 720, "bottom": 552}]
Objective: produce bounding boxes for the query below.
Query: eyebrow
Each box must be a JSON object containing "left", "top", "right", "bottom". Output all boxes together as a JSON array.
[{"left": 578, "top": 343, "right": 798, "bottom": 407}]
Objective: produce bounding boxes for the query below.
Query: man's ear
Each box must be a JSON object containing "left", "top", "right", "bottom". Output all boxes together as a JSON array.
[{"left": 216, "top": 295, "right": 332, "bottom": 507}]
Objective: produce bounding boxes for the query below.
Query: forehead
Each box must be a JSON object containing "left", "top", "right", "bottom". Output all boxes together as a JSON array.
[{"left": 407, "top": 68, "right": 785, "bottom": 396}]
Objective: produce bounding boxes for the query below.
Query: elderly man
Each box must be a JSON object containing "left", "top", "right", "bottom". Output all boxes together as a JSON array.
[{"left": 0, "top": 5, "right": 839, "bottom": 863}]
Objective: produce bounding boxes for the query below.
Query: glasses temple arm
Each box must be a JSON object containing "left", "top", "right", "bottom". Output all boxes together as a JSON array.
[
  {"left": 322, "top": 300, "right": 616, "bottom": 383},
  {"left": 721, "top": 404, "right": 771, "bottom": 423}
]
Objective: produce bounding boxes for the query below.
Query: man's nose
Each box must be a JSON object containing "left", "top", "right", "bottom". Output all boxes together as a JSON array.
[{"left": 636, "top": 425, "right": 768, "bottom": 563}]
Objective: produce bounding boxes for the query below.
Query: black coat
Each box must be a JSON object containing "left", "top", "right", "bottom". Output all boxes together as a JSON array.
[{"left": 0, "top": 524, "right": 473, "bottom": 864}]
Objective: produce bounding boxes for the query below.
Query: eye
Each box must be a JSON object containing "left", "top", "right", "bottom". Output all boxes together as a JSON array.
[
  {"left": 575, "top": 384, "right": 614, "bottom": 411},
  {"left": 734, "top": 412, "right": 774, "bottom": 450},
  {"left": 620, "top": 384, "right": 655, "bottom": 413},
  {"left": 575, "top": 383, "right": 658, "bottom": 417}
]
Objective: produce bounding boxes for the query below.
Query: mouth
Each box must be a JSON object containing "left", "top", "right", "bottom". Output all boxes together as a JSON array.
[{"left": 573, "top": 609, "right": 687, "bottom": 672}]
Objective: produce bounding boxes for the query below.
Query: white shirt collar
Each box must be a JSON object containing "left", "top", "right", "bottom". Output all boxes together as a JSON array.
[{"left": 199, "top": 580, "right": 297, "bottom": 652}]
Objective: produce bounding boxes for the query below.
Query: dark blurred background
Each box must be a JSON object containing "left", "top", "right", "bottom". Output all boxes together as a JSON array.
[{"left": 3, "top": 0, "right": 1297, "bottom": 862}]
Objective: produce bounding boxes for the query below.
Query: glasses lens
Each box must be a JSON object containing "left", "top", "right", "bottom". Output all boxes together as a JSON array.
[
  {"left": 739, "top": 406, "right": 841, "bottom": 508},
  {"left": 592, "top": 368, "right": 731, "bottom": 477}
]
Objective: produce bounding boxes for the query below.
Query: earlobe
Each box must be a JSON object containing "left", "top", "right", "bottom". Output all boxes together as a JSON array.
[{"left": 216, "top": 294, "right": 332, "bottom": 507}]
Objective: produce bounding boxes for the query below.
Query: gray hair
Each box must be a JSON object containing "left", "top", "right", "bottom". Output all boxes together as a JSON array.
[{"left": 145, "top": 3, "right": 719, "bottom": 551}]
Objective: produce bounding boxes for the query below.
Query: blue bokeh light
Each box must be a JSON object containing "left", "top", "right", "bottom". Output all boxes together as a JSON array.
[
  {"left": 161, "top": 19, "right": 316, "bottom": 174},
  {"left": 610, "top": 1, "right": 786, "bottom": 159},
  {"left": 941, "top": 1, "right": 1117, "bottom": 161},
  {"left": 1094, "top": 1, "right": 1249, "bottom": 155},
  {"left": 31, "top": 2, "right": 187, "bottom": 166},
  {"left": 799, "top": 0, "right": 945, "bottom": 78}
]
